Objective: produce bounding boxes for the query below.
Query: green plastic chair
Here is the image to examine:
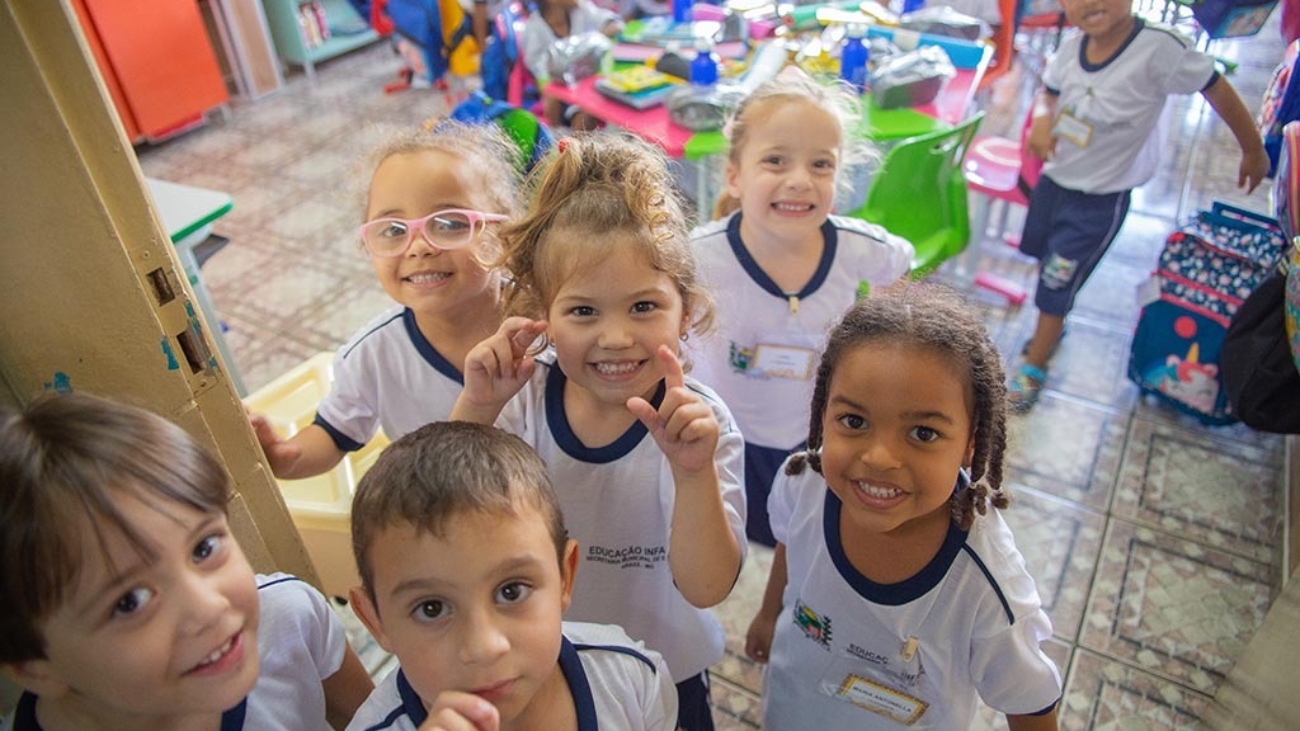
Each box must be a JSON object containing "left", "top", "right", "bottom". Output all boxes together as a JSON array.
[{"left": 848, "top": 112, "right": 984, "bottom": 279}]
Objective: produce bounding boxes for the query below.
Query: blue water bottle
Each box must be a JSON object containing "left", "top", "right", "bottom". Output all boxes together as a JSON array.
[
  {"left": 840, "top": 24, "right": 868, "bottom": 93},
  {"left": 901, "top": 0, "right": 925, "bottom": 14},
  {"left": 690, "top": 37, "right": 718, "bottom": 86},
  {"left": 672, "top": 0, "right": 691, "bottom": 25}
]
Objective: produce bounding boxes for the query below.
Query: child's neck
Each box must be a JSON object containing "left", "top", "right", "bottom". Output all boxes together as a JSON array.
[
  {"left": 1085, "top": 14, "right": 1137, "bottom": 62},
  {"left": 37, "top": 696, "right": 223, "bottom": 731},
  {"left": 542, "top": 5, "right": 570, "bottom": 37},
  {"left": 504, "top": 662, "right": 577, "bottom": 731},
  {"left": 839, "top": 504, "right": 951, "bottom": 585},
  {"left": 412, "top": 301, "right": 501, "bottom": 374},
  {"left": 738, "top": 217, "right": 825, "bottom": 295},
  {"left": 563, "top": 381, "right": 643, "bottom": 448}
]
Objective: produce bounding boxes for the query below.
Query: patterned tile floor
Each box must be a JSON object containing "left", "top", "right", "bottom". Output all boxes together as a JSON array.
[{"left": 136, "top": 13, "right": 1290, "bottom": 729}]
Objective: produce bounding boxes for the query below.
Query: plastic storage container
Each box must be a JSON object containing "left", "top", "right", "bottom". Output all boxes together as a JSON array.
[{"left": 244, "top": 352, "right": 390, "bottom": 599}]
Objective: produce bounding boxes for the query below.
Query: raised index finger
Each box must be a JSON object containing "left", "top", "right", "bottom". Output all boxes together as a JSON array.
[{"left": 657, "top": 344, "right": 685, "bottom": 391}]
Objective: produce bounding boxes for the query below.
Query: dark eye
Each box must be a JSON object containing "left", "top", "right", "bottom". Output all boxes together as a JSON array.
[
  {"left": 631, "top": 301, "right": 656, "bottom": 314},
  {"left": 836, "top": 414, "right": 867, "bottom": 430},
  {"left": 814, "top": 158, "right": 836, "bottom": 171},
  {"left": 761, "top": 155, "right": 783, "bottom": 166},
  {"left": 570, "top": 306, "right": 596, "bottom": 317},
  {"left": 414, "top": 600, "right": 449, "bottom": 622},
  {"left": 112, "top": 587, "right": 154, "bottom": 618},
  {"left": 375, "top": 220, "right": 410, "bottom": 240},
  {"left": 192, "top": 534, "right": 222, "bottom": 562},
  {"left": 496, "top": 582, "right": 533, "bottom": 605},
  {"left": 428, "top": 212, "right": 472, "bottom": 234},
  {"left": 910, "top": 426, "right": 940, "bottom": 443}
]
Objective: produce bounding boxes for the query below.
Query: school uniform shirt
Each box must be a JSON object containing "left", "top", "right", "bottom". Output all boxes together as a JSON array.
[
  {"left": 345, "top": 622, "right": 678, "bottom": 731},
  {"left": 688, "top": 212, "right": 913, "bottom": 452},
  {"left": 1041, "top": 18, "right": 1217, "bottom": 194},
  {"left": 497, "top": 354, "right": 747, "bottom": 681},
  {"left": 763, "top": 469, "right": 1061, "bottom": 730},
  {"left": 2, "top": 573, "right": 348, "bottom": 731},
  {"left": 312, "top": 306, "right": 464, "bottom": 451}
]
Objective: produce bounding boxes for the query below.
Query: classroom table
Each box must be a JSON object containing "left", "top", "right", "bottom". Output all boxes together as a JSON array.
[
  {"left": 545, "top": 29, "right": 991, "bottom": 211},
  {"left": 146, "top": 177, "right": 246, "bottom": 395}
]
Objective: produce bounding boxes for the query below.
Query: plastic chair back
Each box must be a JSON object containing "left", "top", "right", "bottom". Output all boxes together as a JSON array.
[{"left": 850, "top": 112, "right": 984, "bottom": 278}]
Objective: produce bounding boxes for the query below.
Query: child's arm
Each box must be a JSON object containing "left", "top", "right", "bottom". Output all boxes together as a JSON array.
[
  {"left": 450, "top": 317, "right": 549, "bottom": 424},
  {"left": 417, "top": 691, "right": 501, "bottom": 731},
  {"left": 1201, "top": 75, "right": 1271, "bottom": 194},
  {"left": 472, "top": 1, "right": 490, "bottom": 49},
  {"left": 1026, "top": 90, "right": 1058, "bottom": 162},
  {"left": 1006, "top": 708, "right": 1059, "bottom": 730},
  {"left": 744, "top": 541, "right": 787, "bottom": 664},
  {"left": 248, "top": 414, "right": 345, "bottom": 479},
  {"left": 323, "top": 645, "right": 374, "bottom": 730},
  {"left": 627, "top": 346, "right": 743, "bottom": 608}
]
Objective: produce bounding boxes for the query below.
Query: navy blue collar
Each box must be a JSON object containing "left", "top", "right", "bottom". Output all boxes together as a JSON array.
[
  {"left": 1079, "top": 16, "right": 1144, "bottom": 72},
  {"left": 544, "top": 363, "right": 666, "bottom": 463},
  {"left": 823, "top": 472, "right": 970, "bottom": 605},
  {"left": 12, "top": 692, "right": 246, "bottom": 730},
  {"left": 402, "top": 308, "right": 464, "bottom": 384},
  {"left": 725, "top": 213, "right": 837, "bottom": 300},
  {"left": 395, "top": 637, "right": 596, "bottom": 730}
]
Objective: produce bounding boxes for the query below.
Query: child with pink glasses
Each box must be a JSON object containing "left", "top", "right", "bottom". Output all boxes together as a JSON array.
[{"left": 248, "top": 122, "right": 523, "bottom": 480}]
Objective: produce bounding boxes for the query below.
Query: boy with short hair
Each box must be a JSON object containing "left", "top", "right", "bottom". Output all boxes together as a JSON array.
[
  {"left": 346, "top": 421, "right": 677, "bottom": 731},
  {"left": 1008, "top": 0, "right": 1270, "bottom": 410}
]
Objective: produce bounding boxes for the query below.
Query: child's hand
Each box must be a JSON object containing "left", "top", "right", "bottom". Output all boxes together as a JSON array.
[
  {"left": 745, "top": 610, "right": 777, "bottom": 664},
  {"left": 461, "top": 317, "right": 548, "bottom": 411},
  {"left": 626, "top": 345, "right": 719, "bottom": 476},
  {"left": 1239, "top": 146, "right": 1270, "bottom": 194},
  {"left": 247, "top": 410, "right": 303, "bottom": 476},
  {"left": 1026, "top": 116, "right": 1056, "bottom": 162},
  {"left": 417, "top": 691, "right": 500, "bottom": 731}
]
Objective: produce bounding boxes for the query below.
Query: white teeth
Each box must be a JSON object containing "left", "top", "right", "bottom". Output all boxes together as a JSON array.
[
  {"left": 198, "top": 637, "right": 234, "bottom": 668},
  {"left": 594, "top": 361, "right": 639, "bottom": 375},
  {"left": 406, "top": 272, "right": 449, "bottom": 283},
  {"left": 773, "top": 202, "right": 812, "bottom": 211},
  {"left": 855, "top": 481, "right": 902, "bottom": 499}
]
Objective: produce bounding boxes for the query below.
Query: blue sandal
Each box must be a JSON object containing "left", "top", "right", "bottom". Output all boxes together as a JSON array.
[{"left": 1008, "top": 363, "right": 1048, "bottom": 413}]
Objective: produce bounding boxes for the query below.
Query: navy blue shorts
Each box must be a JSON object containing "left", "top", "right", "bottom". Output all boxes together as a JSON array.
[
  {"left": 1020, "top": 175, "right": 1131, "bottom": 317},
  {"left": 676, "top": 671, "right": 714, "bottom": 731},
  {"left": 743, "top": 441, "right": 800, "bottom": 548}
]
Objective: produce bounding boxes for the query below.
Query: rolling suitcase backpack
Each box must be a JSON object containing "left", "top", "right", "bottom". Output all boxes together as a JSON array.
[{"left": 1127, "top": 203, "right": 1287, "bottom": 425}]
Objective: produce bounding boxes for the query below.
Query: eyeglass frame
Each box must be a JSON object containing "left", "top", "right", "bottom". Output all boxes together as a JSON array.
[{"left": 356, "top": 209, "right": 508, "bottom": 258}]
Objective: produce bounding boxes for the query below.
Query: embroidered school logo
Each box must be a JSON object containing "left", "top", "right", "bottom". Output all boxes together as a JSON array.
[
  {"left": 793, "top": 600, "right": 832, "bottom": 648},
  {"left": 728, "top": 341, "right": 754, "bottom": 373}
]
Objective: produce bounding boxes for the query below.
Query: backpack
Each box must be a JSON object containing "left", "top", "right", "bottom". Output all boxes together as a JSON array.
[
  {"left": 1256, "top": 40, "right": 1300, "bottom": 177},
  {"left": 1128, "top": 204, "right": 1287, "bottom": 426},
  {"left": 448, "top": 91, "right": 554, "bottom": 174},
  {"left": 1221, "top": 269, "right": 1300, "bottom": 433},
  {"left": 385, "top": 0, "right": 477, "bottom": 84}
]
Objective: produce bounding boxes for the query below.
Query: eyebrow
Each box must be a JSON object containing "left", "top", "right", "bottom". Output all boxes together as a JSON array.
[
  {"left": 828, "top": 395, "right": 957, "bottom": 425},
  {"left": 387, "top": 555, "right": 545, "bottom": 599},
  {"left": 370, "top": 204, "right": 468, "bottom": 219}
]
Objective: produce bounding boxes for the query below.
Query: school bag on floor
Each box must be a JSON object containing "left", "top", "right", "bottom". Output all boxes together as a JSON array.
[{"left": 1127, "top": 202, "right": 1287, "bottom": 426}]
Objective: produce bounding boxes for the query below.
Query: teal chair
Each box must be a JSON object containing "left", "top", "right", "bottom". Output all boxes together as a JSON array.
[{"left": 849, "top": 112, "right": 984, "bottom": 279}]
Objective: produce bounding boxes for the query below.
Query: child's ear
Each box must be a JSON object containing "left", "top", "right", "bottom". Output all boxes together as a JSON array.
[
  {"left": 724, "top": 161, "right": 742, "bottom": 200},
  {"left": 348, "top": 586, "right": 396, "bottom": 655},
  {"left": 963, "top": 429, "right": 977, "bottom": 469},
  {"left": 4, "top": 659, "right": 70, "bottom": 699},
  {"left": 559, "top": 539, "right": 580, "bottom": 613}
]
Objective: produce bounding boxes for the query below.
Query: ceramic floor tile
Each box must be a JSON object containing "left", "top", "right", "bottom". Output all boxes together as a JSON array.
[
  {"left": 1105, "top": 211, "right": 1174, "bottom": 268},
  {"left": 1132, "top": 395, "right": 1289, "bottom": 454},
  {"left": 238, "top": 334, "right": 324, "bottom": 394},
  {"left": 1005, "top": 394, "right": 1127, "bottom": 511},
  {"left": 299, "top": 285, "right": 403, "bottom": 349},
  {"left": 1068, "top": 258, "right": 1153, "bottom": 331},
  {"left": 710, "top": 674, "right": 763, "bottom": 729},
  {"left": 1001, "top": 486, "right": 1106, "bottom": 641},
  {"left": 1113, "top": 417, "right": 1285, "bottom": 564},
  {"left": 1034, "top": 318, "right": 1139, "bottom": 412},
  {"left": 1079, "top": 519, "right": 1275, "bottom": 695},
  {"left": 1058, "top": 649, "right": 1212, "bottom": 730}
]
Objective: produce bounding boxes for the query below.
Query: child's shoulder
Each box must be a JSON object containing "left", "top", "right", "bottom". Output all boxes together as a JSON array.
[
  {"left": 337, "top": 304, "right": 408, "bottom": 358},
  {"left": 688, "top": 213, "right": 734, "bottom": 245}
]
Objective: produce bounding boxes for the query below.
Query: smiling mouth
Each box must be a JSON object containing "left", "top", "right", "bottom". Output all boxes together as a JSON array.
[
  {"left": 772, "top": 202, "right": 814, "bottom": 213},
  {"left": 852, "top": 480, "right": 905, "bottom": 502},
  {"left": 186, "top": 632, "right": 240, "bottom": 674},
  {"left": 592, "top": 360, "right": 644, "bottom": 376},
  {"left": 404, "top": 272, "right": 450, "bottom": 284}
]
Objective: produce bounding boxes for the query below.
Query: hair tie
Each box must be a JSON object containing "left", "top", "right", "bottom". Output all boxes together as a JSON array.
[{"left": 557, "top": 138, "right": 569, "bottom": 154}]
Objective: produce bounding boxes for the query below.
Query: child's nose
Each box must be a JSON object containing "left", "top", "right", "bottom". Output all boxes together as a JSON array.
[
  {"left": 408, "top": 230, "right": 443, "bottom": 256},
  {"left": 178, "top": 573, "right": 231, "bottom": 635},
  {"left": 597, "top": 323, "right": 633, "bottom": 349},
  {"left": 459, "top": 610, "right": 511, "bottom": 665},
  {"left": 859, "top": 437, "right": 903, "bottom": 470}
]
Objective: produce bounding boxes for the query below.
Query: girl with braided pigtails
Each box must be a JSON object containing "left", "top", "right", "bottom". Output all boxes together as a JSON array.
[{"left": 744, "top": 285, "right": 1062, "bottom": 731}]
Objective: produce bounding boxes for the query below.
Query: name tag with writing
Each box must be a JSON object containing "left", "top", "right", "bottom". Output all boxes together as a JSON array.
[{"left": 835, "top": 674, "right": 928, "bottom": 725}]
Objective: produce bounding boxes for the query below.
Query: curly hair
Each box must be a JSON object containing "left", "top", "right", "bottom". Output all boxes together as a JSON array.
[
  {"left": 712, "top": 66, "right": 877, "bottom": 220},
  {"left": 496, "top": 130, "right": 715, "bottom": 337},
  {"left": 786, "top": 284, "right": 1010, "bottom": 530}
]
